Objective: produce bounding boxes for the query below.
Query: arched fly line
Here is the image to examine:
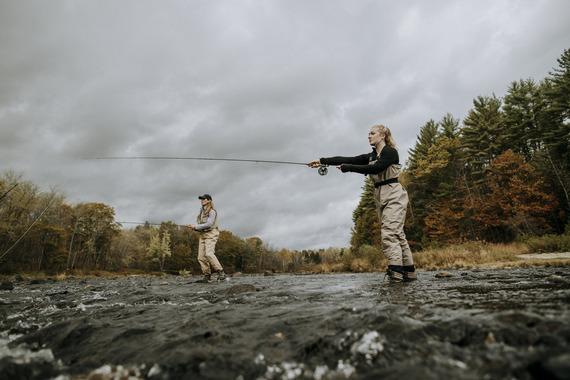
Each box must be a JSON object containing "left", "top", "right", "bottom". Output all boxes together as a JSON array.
[
  {"left": 118, "top": 221, "right": 188, "bottom": 228},
  {"left": 0, "top": 194, "right": 58, "bottom": 261},
  {"left": 86, "top": 156, "right": 329, "bottom": 176},
  {"left": 0, "top": 183, "right": 19, "bottom": 203}
]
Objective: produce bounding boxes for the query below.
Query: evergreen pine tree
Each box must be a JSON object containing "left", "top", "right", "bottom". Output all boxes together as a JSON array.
[
  {"left": 350, "top": 177, "right": 381, "bottom": 250},
  {"left": 460, "top": 95, "right": 504, "bottom": 185},
  {"left": 404, "top": 120, "right": 442, "bottom": 248},
  {"left": 546, "top": 48, "right": 570, "bottom": 127},
  {"left": 407, "top": 119, "right": 439, "bottom": 171},
  {"left": 439, "top": 113, "right": 460, "bottom": 139},
  {"left": 539, "top": 49, "right": 570, "bottom": 218},
  {"left": 503, "top": 79, "right": 545, "bottom": 160}
]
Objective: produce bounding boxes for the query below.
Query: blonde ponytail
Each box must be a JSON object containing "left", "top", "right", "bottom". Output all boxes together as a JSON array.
[
  {"left": 372, "top": 124, "right": 396, "bottom": 148},
  {"left": 198, "top": 201, "right": 216, "bottom": 218}
]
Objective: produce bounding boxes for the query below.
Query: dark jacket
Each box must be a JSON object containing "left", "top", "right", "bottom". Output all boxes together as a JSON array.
[{"left": 320, "top": 145, "right": 399, "bottom": 175}]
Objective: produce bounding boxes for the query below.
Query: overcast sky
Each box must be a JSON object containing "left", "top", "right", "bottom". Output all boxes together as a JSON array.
[{"left": 1, "top": 0, "right": 569, "bottom": 250}]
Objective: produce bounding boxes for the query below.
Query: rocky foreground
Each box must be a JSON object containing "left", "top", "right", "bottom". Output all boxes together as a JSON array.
[{"left": 1, "top": 268, "right": 570, "bottom": 380}]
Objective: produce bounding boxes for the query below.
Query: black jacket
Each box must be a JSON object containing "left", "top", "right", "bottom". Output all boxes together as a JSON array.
[{"left": 320, "top": 145, "right": 399, "bottom": 175}]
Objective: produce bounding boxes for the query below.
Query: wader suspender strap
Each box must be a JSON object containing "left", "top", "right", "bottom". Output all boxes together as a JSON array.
[{"left": 374, "top": 178, "right": 399, "bottom": 188}]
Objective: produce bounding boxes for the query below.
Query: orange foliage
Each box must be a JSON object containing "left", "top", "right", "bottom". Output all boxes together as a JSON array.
[
  {"left": 473, "top": 150, "right": 557, "bottom": 235},
  {"left": 424, "top": 150, "right": 558, "bottom": 244},
  {"left": 423, "top": 197, "right": 466, "bottom": 244}
]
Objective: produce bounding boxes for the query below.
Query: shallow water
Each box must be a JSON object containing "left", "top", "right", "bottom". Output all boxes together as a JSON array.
[{"left": 1, "top": 268, "right": 569, "bottom": 379}]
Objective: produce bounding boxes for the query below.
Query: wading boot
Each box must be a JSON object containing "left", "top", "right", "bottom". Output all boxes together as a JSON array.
[
  {"left": 403, "top": 265, "right": 418, "bottom": 282},
  {"left": 217, "top": 270, "right": 226, "bottom": 281},
  {"left": 386, "top": 265, "right": 404, "bottom": 283},
  {"left": 196, "top": 274, "right": 211, "bottom": 283}
]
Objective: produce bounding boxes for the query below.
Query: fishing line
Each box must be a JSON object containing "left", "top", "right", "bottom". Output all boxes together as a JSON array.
[
  {"left": 0, "top": 194, "right": 58, "bottom": 261},
  {"left": 118, "top": 221, "right": 188, "bottom": 228},
  {"left": 86, "top": 156, "right": 329, "bottom": 175},
  {"left": 0, "top": 183, "right": 18, "bottom": 203}
]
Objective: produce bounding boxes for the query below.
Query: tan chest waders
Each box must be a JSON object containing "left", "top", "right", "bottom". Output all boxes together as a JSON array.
[
  {"left": 370, "top": 162, "right": 414, "bottom": 269},
  {"left": 196, "top": 210, "right": 223, "bottom": 277}
]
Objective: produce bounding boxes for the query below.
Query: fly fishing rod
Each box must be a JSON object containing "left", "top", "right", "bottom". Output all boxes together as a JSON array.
[
  {"left": 0, "top": 183, "right": 18, "bottom": 203},
  {"left": 118, "top": 221, "right": 188, "bottom": 228},
  {"left": 0, "top": 193, "right": 57, "bottom": 260},
  {"left": 87, "top": 156, "right": 329, "bottom": 175}
]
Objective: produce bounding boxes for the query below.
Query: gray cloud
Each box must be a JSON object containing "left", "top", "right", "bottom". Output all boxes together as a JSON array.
[{"left": 2, "top": 0, "right": 569, "bottom": 250}]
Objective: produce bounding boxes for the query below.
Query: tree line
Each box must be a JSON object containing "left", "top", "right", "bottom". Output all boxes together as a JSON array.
[
  {"left": 2, "top": 49, "right": 568, "bottom": 275},
  {"left": 351, "top": 49, "right": 569, "bottom": 251},
  {"left": 0, "top": 171, "right": 341, "bottom": 275}
]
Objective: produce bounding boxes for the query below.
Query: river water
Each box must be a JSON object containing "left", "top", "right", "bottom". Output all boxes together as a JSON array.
[{"left": 1, "top": 268, "right": 569, "bottom": 379}]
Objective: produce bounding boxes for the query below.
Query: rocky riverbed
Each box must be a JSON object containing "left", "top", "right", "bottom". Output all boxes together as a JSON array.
[{"left": 1, "top": 268, "right": 570, "bottom": 380}]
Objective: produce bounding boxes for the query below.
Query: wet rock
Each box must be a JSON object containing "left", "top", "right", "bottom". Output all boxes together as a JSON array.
[
  {"left": 529, "top": 352, "right": 570, "bottom": 380},
  {"left": 499, "top": 312, "right": 540, "bottom": 326},
  {"left": 47, "top": 290, "right": 69, "bottom": 296},
  {"left": 9, "top": 322, "right": 40, "bottom": 335},
  {"left": 542, "top": 353, "right": 570, "bottom": 380},
  {"left": 535, "top": 321, "right": 565, "bottom": 334},
  {"left": 485, "top": 272, "right": 510, "bottom": 279},
  {"left": 226, "top": 284, "right": 257, "bottom": 294},
  {"left": 0, "top": 280, "right": 14, "bottom": 290},
  {"left": 548, "top": 275, "right": 569, "bottom": 284},
  {"left": 233, "top": 272, "right": 244, "bottom": 277},
  {"left": 264, "top": 270, "right": 274, "bottom": 276},
  {"left": 56, "top": 301, "right": 76, "bottom": 309},
  {"left": 435, "top": 271, "right": 453, "bottom": 278},
  {"left": 9, "top": 274, "right": 24, "bottom": 282},
  {"left": 112, "top": 328, "right": 155, "bottom": 342},
  {"left": 84, "top": 364, "right": 145, "bottom": 380},
  {"left": 29, "top": 278, "right": 46, "bottom": 285},
  {"left": 422, "top": 318, "right": 482, "bottom": 345},
  {"left": 138, "top": 295, "right": 170, "bottom": 303},
  {"left": 0, "top": 357, "right": 59, "bottom": 380}
]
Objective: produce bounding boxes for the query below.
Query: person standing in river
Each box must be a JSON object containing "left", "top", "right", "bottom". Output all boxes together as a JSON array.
[
  {"left": 308, "top": 124, "right": 416, "bottom": 282},
  {"left": 187, "top": 194, "right": 226, "bottom": 283}
]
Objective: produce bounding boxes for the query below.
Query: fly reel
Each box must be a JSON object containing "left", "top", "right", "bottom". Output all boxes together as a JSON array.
[{"left": 318, "top": 166, "right": 328, "bottom": 176}]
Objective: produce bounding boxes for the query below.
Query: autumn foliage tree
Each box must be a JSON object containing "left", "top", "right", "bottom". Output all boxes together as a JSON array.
[
  {"left": 147, "top": 230, "right": 172, "bottom": 271},
  {"left": 472, "top": 151, "right": 558, "bottom": 240},
  {"left": 423, "top": 151, "right": 557, "bottom": 243}
]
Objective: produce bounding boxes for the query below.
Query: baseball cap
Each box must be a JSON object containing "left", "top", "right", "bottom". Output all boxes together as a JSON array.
[{"left": 198, "top": 194, "right": 212, "bottom": 200}]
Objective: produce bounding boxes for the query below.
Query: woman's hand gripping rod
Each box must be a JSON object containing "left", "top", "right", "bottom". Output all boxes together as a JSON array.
[{"left": 307, "top": 159, "right": 329, "bottom": 176}]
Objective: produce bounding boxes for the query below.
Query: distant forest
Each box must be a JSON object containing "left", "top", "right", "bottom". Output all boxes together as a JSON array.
[{"left": 1, "top": 49, "right": 569, "bottom": 275}]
